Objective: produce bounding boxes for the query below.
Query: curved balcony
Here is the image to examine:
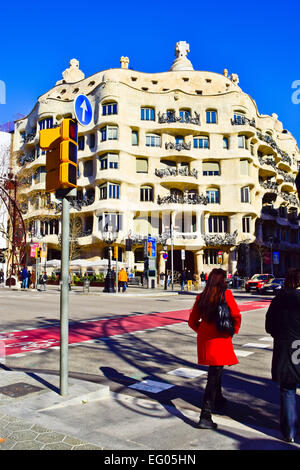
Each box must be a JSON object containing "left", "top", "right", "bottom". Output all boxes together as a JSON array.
[
  {"left": 278, "top": 157, "right": 292, "bottom": 172},
  {"left": 155, "top": 167, "right": 198, "bottom": 179},
  {"left": 156, "top": 111, "right": 201, "bottom": 132},
  {"left": 280, "top": 181, "right": 295, "bottom": 193},
  {"left": 157, "top": 193, "right": 209, "bottom": 206},
  {"left": 231, "top": 116, "right": 256, "bottom": 128},
  {"left": 203, "top": 230, "right": 238, "bottom": 247}
]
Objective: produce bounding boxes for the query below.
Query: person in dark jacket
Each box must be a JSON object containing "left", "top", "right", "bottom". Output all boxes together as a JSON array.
[{"left": 265, "top": 268, "right": 300, "bottom": 443}]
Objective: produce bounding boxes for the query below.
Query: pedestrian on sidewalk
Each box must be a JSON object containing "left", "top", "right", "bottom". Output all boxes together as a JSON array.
[
  {"left": 40, "top": 271, "right": 47, "bottom": 291},
  {"left": 188, "top": 268, "right": 241, "bottom": 430},
  {"left": 265, "top": 268, "right": 300, "bottom": 443},
  {"left": 21, "top": 266, "right": 29, "bottom": 289},
  {"left": 118, "top": 268, "right": 128, "bottom": 292}
]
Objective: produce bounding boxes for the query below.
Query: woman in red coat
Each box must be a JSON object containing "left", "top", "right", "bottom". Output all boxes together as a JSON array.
[{"left": 188, "top": 268, "right": 241, "bottom": 429}]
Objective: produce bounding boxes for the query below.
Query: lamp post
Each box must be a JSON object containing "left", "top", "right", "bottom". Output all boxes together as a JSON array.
[
  {"left": 163, "top": 242, "right": 168, "bottom": 290},
  {"left": 103, "top": 226, "right": 116, "bottom": 293},
  {"left": 269, "top": 235, "right": 274, "bottom": 275}
]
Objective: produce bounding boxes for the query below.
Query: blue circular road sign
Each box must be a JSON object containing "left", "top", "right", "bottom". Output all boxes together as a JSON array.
[{"left": 74, "top": 94, "right": 93, "bottom": 126}]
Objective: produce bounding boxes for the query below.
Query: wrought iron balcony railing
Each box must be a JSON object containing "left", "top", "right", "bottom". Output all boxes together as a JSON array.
[
  {"left": 203, "top": 230, "right": 238, "bottom": 246},
  {"left": 18, "top": 153, "right": 35, "bottom": 166},
  {"left": 231, "top": 116, "right": 256, "bottom": 127},
  {"left": 155, "top": 167, "right": 198, "bottom": 178},
  {"left": 165, "top": 142, "right": 191, "bottom": 151},
  {"left": 158, "top": 111, "right": 200, "bottom": 125},
  {"left": 157, "top": 193, "right": 209, "bottom": 205},
  {"left": 257, "top": 132, "right": 292, "bottom": 166}
]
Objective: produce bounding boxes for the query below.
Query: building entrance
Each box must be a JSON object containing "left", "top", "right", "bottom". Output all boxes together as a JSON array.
[{"left": 166, "top": 250, "right": 195, "bottom": 280}]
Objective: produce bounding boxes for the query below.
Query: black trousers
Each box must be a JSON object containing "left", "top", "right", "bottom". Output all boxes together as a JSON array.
[{"left": 201, "top": 366, "right": 224, "bottom": 418}]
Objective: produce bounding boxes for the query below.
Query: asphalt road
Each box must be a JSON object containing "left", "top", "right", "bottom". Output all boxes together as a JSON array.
[{"left": 0, "top": 286, "right": 282, "bottom": 437}]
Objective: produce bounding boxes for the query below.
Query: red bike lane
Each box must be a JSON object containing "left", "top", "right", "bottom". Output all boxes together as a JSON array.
[{"left": 1, "top": 299, "right": 271, "bottom": 356}]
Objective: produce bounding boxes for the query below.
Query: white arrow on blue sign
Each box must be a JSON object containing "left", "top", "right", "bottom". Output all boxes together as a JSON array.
[{"left": 74, "top": 94, "right": 93, "bottom": 126}]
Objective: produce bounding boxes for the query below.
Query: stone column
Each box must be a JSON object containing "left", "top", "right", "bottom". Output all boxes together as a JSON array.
[{"left": 194, "top": 249, "right": 204, "bottom": 276}]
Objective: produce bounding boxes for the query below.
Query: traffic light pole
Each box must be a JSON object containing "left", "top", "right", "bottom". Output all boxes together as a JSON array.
[{"left": 60, "top": 194, "right": 70, "bottom": 396}]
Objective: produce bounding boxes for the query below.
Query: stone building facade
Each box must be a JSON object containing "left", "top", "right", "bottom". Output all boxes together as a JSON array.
[{"left": 12, "top": 42, "right": 300, "bottom": 278}]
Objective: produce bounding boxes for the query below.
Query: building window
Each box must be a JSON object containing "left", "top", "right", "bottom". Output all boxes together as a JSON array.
[
  {"left": 233, "top": 112, "right": 245, "bottom": 124},
  {"left": 98, "top": 213, "right": 123, "bottom": 232},
  {"left": 242, "top": 216, "right": 251, "bottom": 233},
  {"left": 240, "top": 159, "right": 250, "bottom": 176},
  {"left": 223, "top": 137, "right": 229, "bottom": 149},
  {"left": 204, "top": 249, "right": 218, "bottom": 265},
  {"left": 99, "top": 183, "right": 120, "bottom": 200},
  {"left": 175, "top": 135, "right": 184, "bottom": 144},
  {"left": 99, "top": 153, "right": 118, "bottom": 170},
  {"left": 101, "top": 126, "right": 118, "bottom": 141},
  {"left": 89, "top": 133, "right": 96, "bottom": 149},
  {"left": 179, "top": 109, "right": 191, "bottom": 123},
  {"left": 194, "top": 136, "right": 209, "bottom": 149},
  {"left": 206, "top": 110, "right": 217, "bottom": 124},
  {"left": 140, "top": 185, "right": 153, "bottom": 202},
  {"left": 39, "top": 117, "right": 53, "bottom": 130},
  {"left": 102, "top": 102, "right": 118, "bottom": 116},
  {"left": 238, "top": 135, "right": 246, "bottom": 148},
  {"left": 208, "top": 216, "right": 228, "bottom": 233},
  {"left": 83, "top": 160, "right": 93, "bottom": 177},
  {"left": 146, "top": 134, "right": 161, "bottom": 147},
  {"left": 136, "top": 158, "right": 148, "bottom": 173},
  {"left": 206, "top": 188, "right": 220, "bottom": 204},
  {"left": 78, "top": 135, "right": 85, "bottom": 150},
  {"left": 132, "top": 130, "right": 139, "bottom": 146},
  {"left": 241, "top": 186, "right": 250, "bottom": 203},
  {"left": 33, "top": 166, "right": 46, "bottom": 184},
  {"left": 141, "top": 107, "right": 155, "bottom": 121},
  {"left": 202, "top": 161, "right": 220, "bottom": 176}
]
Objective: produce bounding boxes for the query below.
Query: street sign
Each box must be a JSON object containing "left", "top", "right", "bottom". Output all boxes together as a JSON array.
[
  {"left": 147, "top": 237, "right": 156, "bottom": 257},
  {"left": 162, "top": 252, "right": 168, "bottom": 260},
  {"left": 181, "top": 249, "right": 185, "bottom": 260},
  {"left": 30, "top": 243, "right": 39, "bottom": 257},
  {"left": 74, "top": 94, "right": 93, "bottom": 126}
]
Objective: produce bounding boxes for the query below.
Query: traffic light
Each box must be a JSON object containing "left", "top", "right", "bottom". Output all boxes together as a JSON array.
[
  {"left": 40, "top": 118, "right": 78, "bottom": 192},
  {"left": 114, "top": 246, "right": 118, "bottom": 259},
  {"left": 36, "top": 247, "right": 42, "bottom": 259}
]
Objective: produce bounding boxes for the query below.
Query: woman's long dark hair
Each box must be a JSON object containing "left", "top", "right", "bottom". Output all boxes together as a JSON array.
[
  {"left": 194, "top": 268, "right": 227, "bottom": 322},
  {"left": 284, "top": 268, "right": 300, "bottom": 289}
]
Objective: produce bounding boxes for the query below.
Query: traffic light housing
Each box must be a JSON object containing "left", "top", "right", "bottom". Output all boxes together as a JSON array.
[
  {"left": 36, "top": 248, "right": 42, "bottom": 259},
  {"left": 40, "top": 118, "right": 78, "bottom": 192},
  {"left": 114, "top": 246, "right": 118, "bottom": 259}
]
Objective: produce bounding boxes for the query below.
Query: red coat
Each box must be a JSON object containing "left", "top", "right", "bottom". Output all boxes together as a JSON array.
[{"left": 188, "top": 289, "right": 241, "bottom": 366}]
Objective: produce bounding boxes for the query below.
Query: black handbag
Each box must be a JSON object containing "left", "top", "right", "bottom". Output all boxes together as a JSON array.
[{"left": 215, "top": 289, "right": 235, "bottom": 336}]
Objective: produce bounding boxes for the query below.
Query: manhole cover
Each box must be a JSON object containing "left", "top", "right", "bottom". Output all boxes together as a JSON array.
[{"left": 0, "top": 382, "right": 43, "bottom": 398}]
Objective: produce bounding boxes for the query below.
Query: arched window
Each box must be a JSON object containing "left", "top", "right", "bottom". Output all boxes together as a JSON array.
[
  {"left": 241, "top": 186, "right": 250, "bottom": 203},
  {"left": 206, "top": 187, "right": 220, "bottom": 203},
  {"left": 194, "top": 136, "right": 209, "bottom": 149},
  {"left": 102, "top": 101, "right": 118, "bottom": 115},
  {"left": 179, "top": 108, "right": 191, "bottom": 123},
  {"left": 140, "top": 185, "right": 153, "bottom": 202},
  {"left": 145, "top": 133, "right": 161, "bottom": 147}
]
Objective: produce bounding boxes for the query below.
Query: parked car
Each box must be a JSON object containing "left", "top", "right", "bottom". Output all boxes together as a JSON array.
[
  {"left": 245, "top": 274, "right": 274, "bottom": 292},
  {"left": 258, "top": 278, "right": 285, "bottom": 294}
]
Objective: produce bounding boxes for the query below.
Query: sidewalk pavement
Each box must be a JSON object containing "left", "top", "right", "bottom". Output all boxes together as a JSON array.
[{"left": 0, "top": 369, "right": 298, "bottom": 451}]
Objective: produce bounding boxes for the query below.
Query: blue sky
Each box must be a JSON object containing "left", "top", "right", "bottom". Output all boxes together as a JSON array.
[{"left": 1, "top": 0, "right": 300, "bottom": 143}]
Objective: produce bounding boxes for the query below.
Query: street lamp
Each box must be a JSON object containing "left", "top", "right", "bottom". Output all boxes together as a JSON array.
[
  {"left": 269, "top": 235, "right": 274, "bottom": 275},
  {"left": 102, "top": 225, "right": 117, "bottom": 293},
  {"left": 163, "top": 242, "right": 168, "bottom": 290}
]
